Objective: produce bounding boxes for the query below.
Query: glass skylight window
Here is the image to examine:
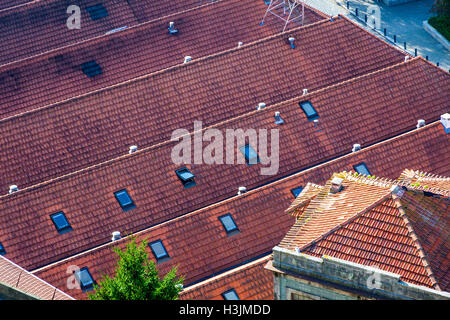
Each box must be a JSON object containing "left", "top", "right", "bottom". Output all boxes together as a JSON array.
[
  {"left": 219, "top": 214, "right": 239, "bottom": 234},
  {"left": 353, "top": 162, "right": 371, "bottom": 176},
  {"left": 50, "top": 211, "right": 72, "bottom": 234},
  {"left": 75, "top": 267, "right": 95, "bottom": 292},
  {"left": 222, "top": 289, "right": 240, "bottom": 300},
  {"left": 149, "top": 240, "right": 169, "bottom": 262},
  {"left": 0, "top": 242, "right": 5, "bottom": 255},
  {"left": 239, "top": 144, "right": 260, "bottom": 165},
  {"left": 86, "top": 4, "right": 108, "bottom": 20},
  {"left": 81, "top": 61, "right": 102, "bottom": 77},
  {"left": 114, "top": 189, "right": 136, "bottom": 211},
  {"left": 299, "top": 101, "right": 319, "bottom": 120},
  {"left": 175, "top": 168, "right": 196, "bottom": 189},
  {"left": 291, "top": 186, "right": 304, "bottom": 197}
]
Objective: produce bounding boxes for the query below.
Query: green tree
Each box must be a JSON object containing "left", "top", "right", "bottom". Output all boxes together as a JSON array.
[
  {"left": 88, "top": 237, "right": 184, "bottom": 300},
  {"left": 431, "top": 0, "right": 450, "bottom": 17}
]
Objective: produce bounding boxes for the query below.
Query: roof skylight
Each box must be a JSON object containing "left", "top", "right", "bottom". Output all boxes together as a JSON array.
[
  {"left": 239, "top": 144, "right": 259, "bottom": 165},
  {"left": 353, "top": 162, "right": 371, "bottom": 176},
  {"left": 50, "top": 211, "right": 72, "bottom": 234},
  {"left": 175, "top": 168, "right": 196, "bottom": 189},
  {"left": 81, "top": 61, "right": 102, "bottom": 78},
  {"left": 299, "top": 101, "right": 319, "bottom": 120},
  {"left": 75, "top": 267, "right": 95, "bottom": 292},
  {"left": 219, "top": 214, "right": 239, "bottom": 235},
  {"left": 114, "top": 189, "right": 136, "bottom": 211},
  {"left": 86, "top": 4, "right": 108, "bottom": 21},
  {"left": 149, "top": 240, "right": 170, "bottom": 262},
  {"left": 291, "top": 186, "right": 304, "bottom": 197},
  {"left": 222, "top": 289, "right": 240, "bottom": 300}
]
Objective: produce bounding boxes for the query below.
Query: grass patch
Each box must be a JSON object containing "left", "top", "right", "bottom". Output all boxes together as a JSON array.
[{"left": 428, "top": 15, "right": 450, "bottom": 41}]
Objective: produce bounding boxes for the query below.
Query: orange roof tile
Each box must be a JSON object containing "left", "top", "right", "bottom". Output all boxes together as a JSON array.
[
  {"left": 0, "top": 255, "right": 73, "bottom": 300},
  {"left": 0, "top": 59, "right": 448, "bottom": 271},
  {"left": 180, "top": 256, "right": 273, "bottom": 300},
  {"left": 30, "top": 121, "right": 449, "bottom": 299},
  {"left": 0, "top": 16, "right": 411, "bottom": 193},
  {"left": 0, "top": 0, "right": 326, "bottom": 118},
  {"left": 398, "top": 169, "right": 450, "bottom": 193},
  {"left": 280, "top": 172, "right": 449, "bottom": 290}
]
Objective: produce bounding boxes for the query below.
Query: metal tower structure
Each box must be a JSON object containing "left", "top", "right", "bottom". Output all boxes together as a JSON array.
[{"left": 260, "top": 0, "right": 305, "bottom": 32}]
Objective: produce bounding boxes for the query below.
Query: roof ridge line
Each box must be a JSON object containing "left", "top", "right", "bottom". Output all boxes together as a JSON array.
[
  {"left": 391, "top": 195, "right": 442, "bottom": 291},
  {"left": 0, "top": 16, "right": 332, "bottom": 124},
  {"left": 0, "top": 0, "right": 224, "bottom": 72}
]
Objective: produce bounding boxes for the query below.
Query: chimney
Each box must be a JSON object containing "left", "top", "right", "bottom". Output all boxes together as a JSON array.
[
  {"left": 184, "top": 56, "right": 192, "bottom": 63},
  {"left": 9, "top": 185, "right": 18, "bottom": 194},
  {"left": 238, "top": 186, "right": 247, "bottom": 195},
  {"left": 288, "top": 37, "right": 295, "bottom": 49},
  {"left": 238, "top": 41, "right": 243, "bottom": 48},
  {"left": 274, "top": 111, "right": 284, "bottom": 125},
  {"left": 441, "top": 113, "right": 450, "bottom": 133},
  {"left": 329, "top": 177, "right": 344, "bottom": 194},
  {"left": 302, "top": 88, "right": 308, "bottom": 96},
  {"left": 416, "top": 119, "right": 425, "bottom": 128},
  {"left": 168, "top": 22, "right": 178, "bottom": 34},
  {"left": 111, "top": 231, "right": 121, "bottom": 241},
  {"left": 257, "top": 102, "right": 266, "bottom": 110},
  {"left": 352, "top": 144, "right": 361, "bottom": 152},
  {"left": 129, "top": 145, "right": 138, "bottom": 154}
]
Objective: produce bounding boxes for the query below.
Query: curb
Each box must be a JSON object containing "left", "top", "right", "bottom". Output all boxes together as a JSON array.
[{"left": 423, "top": 20, "right": 450, "bottom": 51}]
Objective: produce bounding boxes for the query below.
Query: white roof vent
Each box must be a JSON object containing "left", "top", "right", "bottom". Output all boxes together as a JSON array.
[
  {"left": 416, "top": 119, "right": 425, "bottom": 128},
  {"left": 111, "top": 231, "right": 121, "bottom": 241},
  {"left": 238, "top": 41, "right": 243, "bottom": 47},
  {"left": 257, "top": 102, "right": 266, "bottom": 110},
  {"left": 302, "top": 88, "right": 308, "bottom": 96},
  {"left": 330, "top": 177, "right": 344, "bottom": 194},
  {"left": 129, "top": 145, "right": 138, "bottom": 154},
  {"left": 404, "top": 56, "right": 409, "bottom": 62},
  {"left": 294, "top": 247, "right": 300, "bottom": 254},
  {"left": 440, "top": 113, "right": 450, "bottom": 134},
  {"left": 9, "top": 185, "right": 19, "bottom": 194},
  {"left": 288, "top": 37, "right": 295, "bottom": 49},
  {"left": 313, "top": 119, "right": 319, "bottom": 128},
  {"left": 168, "top": 21, "right": 178, "bottom": 34},
  {"left": 352, "top": 144, "right": 361, "bottom": 152},
  {"left": 184, "top": 56, "right": 192, "bottom": 63},
  {"left": 238, "top": 186, "right": 247, "bottom": 195}
]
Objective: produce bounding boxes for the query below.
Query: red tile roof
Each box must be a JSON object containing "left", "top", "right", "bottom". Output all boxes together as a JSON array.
[
  {"left": 180, "top": 256, "right": 273, "bottom": 300},
  {"left": 0, "top": 28, "right": 425, "bottom": 195},
  {"left": 280, "top": 171, "right": 449, "bottom": 290},
  {"left": 31, "top": 121, "right": 449, "bottom": 299},
  {"left": 0, "top": 0, "right": 139, "bottom": 64},
  {"left": 0, "top": 0, "right": 326, "bottom": 119},
  {"left": 0, "top": 255, "right": 74, "bottom": 300},
  {"left": 0, "top": 58, "right": 447, "bottom": 271}
]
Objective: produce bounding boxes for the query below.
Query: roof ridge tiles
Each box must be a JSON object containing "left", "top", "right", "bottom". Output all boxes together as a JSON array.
[
  {"left": 0, "top": 16, "right": 333, "bottom": 124},
  {"left": 0, "top": 0, "right": 223, "bottom": 72},
  {"left": 391, "top": 195, "right": 442, "bottom": 291}
]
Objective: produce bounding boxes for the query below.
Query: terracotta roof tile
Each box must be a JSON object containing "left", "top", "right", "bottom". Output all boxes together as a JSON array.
[
  {"left": 0, "top": 0, "right": 326, "bottom": 118},
  {"left": 280, "top": 171, "right": 449, "bottom": 290},
  {"left": 31, "top": 122, "right": 449, "bottom": 299},
  {"left": 0, "top": 16, "right": 411, "bottom": 193},
  {"left": 180, "top": 256, "right": 273, "bottom": 300},
  {"left": 398, "top": 169, "right": 450, "bottom": 192},
  {"left": 0, "top": 255, "right": 73, "bottom": 300},
  {"left": 0, "top": 59, "right": 447, "bottom": 271}
]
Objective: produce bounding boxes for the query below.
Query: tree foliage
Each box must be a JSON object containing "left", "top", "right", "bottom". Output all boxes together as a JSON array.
[
  {"left": 431, "top": 0, "right": 450, "bottom": 17},
  {"left": 88, "top": 237, "right": 184, "bottom": 300}
]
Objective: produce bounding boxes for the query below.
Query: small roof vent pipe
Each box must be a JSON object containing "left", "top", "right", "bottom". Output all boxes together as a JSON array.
[
  {"left": 417, "top": 119, "right": 425, "bottom": 128},
  {"left": 112, "top": 231, "right": 121, "bottom": 241},
  {"left": 288, "top": 37, "right": 295, "bottom": 49},
  {"left": 129, "top": 145, "right": 138, "bottom": 154},
  {"left": 238, "top": 41, "right": 243, "bottom": 48},
  {"left": 9, "top": 185, "right": 19, "bottom": 194},
  {"left": 303, "top": 89, "right": 308, "bottom": 96},
  {"left": 168, "top": 22, "right": 178, "bottom": 34},
  {"left": 184, "top": 56, "right": 192, "bottom": 63},
  {"left": 257, "top": 102, "right": 266, "bottom": 110},
  {"left": 441, "top": 113, "right": 450, "bottom": 134},
  {"left": 238, "top": 186, "right": 247, "bottom": 195},
  {"left": 352, "top": 144, "right": 361, "bottom": 152}
]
